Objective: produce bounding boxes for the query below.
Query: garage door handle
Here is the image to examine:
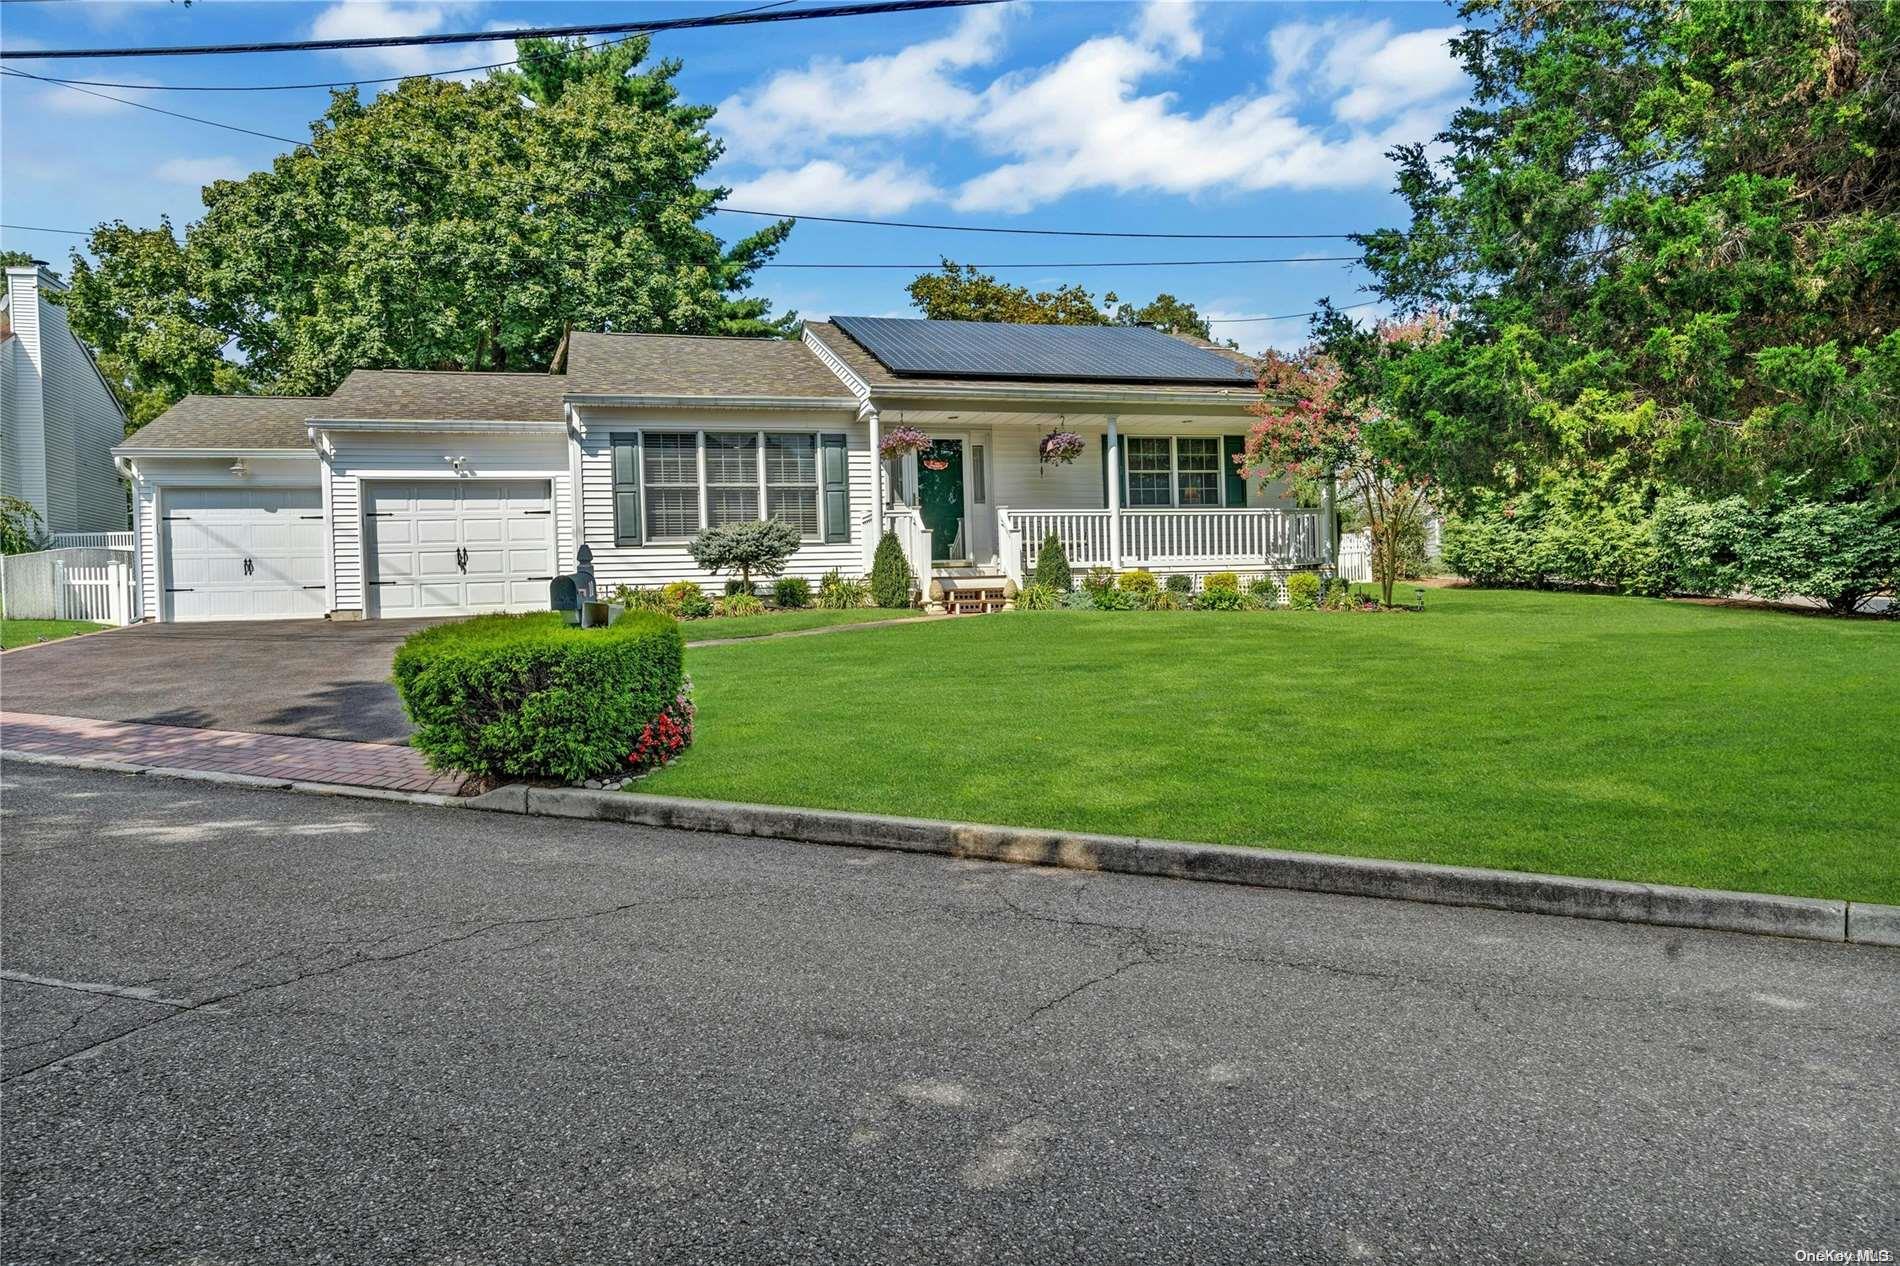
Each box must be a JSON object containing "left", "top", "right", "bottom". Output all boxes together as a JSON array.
[
  {"left": 243, "top": 558, "right": 255, "bottom": 576},
  {"left": 456, "top": 547, "right": 468, "bottom": 572}
]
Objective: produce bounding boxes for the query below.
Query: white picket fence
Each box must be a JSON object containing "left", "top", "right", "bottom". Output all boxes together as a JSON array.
[
  {"left": 0, "top": 547, "right": 137, "bottom": 625},
  {"left": 49, "top": 531, "right": 136, "bottom": 551},
  {"left": 1338, "top": 529, "right": 1373, "bottom": 583}
]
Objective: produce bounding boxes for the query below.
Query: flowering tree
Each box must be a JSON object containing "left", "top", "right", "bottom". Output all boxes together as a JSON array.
[{"left": 1241, "top": 321, "right": 1440, "bottom": 607}]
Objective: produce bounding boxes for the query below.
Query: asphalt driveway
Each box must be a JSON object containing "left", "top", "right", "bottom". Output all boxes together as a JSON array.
[
  {"left": 0, "top": 618, "right": 442, "bottom": 743},
  {"left": 3, "top": 761, "right": 1896, "bottom": 1265}
]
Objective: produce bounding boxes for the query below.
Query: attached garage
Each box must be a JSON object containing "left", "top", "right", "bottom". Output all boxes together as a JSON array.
[
  {"left": 363, "top": 480, "right": 556, "bottom": 618},
  {"left": 161, "top": 486, "right": 328, "bottom": 622}
]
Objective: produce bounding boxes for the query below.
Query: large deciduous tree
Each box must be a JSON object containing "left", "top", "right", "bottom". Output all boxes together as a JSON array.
[
  {"left": 63, "top": 37, "right": 794, "bottom": 427},
  {"left": 1349, "top": 0, "right": 1900, "bottom": 503},
  {"left": 906, "top": 260, "right": 1228, "bottom": 342}
]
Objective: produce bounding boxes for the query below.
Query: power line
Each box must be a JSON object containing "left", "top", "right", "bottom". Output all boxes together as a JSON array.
[
  {"left": 1206, "top": 300, "right": 1383, "bottom": 324},
  {"left": 711, "top": 207, "right": 1360, "bottom": 240},
  {"left": 6, "top": 1, "right": 798, "bottom": 92},
  {"left": 761, "top": 256, "right": 1363, "bottom": 270},
  {"left": 0, "top": 0, "right": 1008, "bottom": 60},
  {"left": 0, "top": 69, "right": 303, "bottom": 143},
  {"left": 0, "top": 223, "right": 88, "bottom": 235}
]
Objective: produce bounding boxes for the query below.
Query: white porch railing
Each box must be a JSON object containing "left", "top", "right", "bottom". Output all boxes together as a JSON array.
[
  {"left": 1004, "top": 506, "right": 1322, "bottom": 578},
  {"left": 49, "top": 531, "right": 135, "bottom": 551},
  {"left": 881, "top": 507, "right": 933, "bottom": 593}
]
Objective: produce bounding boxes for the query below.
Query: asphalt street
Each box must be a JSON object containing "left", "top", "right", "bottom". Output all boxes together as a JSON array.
[{"left": 2, "top": 758, "right": 1895, "bottom": 1265}]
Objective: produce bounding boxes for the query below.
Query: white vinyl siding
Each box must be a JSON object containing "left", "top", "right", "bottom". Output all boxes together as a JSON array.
[
  {"left": 2, "top": 270, "right": 127, "bottom": 534},
  {"left": 577, "top": 410, "right": 866, "bottom": 591}
]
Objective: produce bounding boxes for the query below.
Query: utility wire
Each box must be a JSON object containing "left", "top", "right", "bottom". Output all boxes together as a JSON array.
[
  {"left": 1206, "top": 300, "right": 1383, "bottom": 324},
  {"left": 710, "top": 207, "right": 1360, "bottom": 240},
  {"left": 3, "top": 1, "right": 797, "bottom": 92},
  {"left": 0, "top": 0, "right": 1008, "bottom": 60},
  {"left": 760, "top": 256, "right": 1363, "bottom": 270},
  {"left": 0, "top": 69, "right": 303, "bottom": 143}
]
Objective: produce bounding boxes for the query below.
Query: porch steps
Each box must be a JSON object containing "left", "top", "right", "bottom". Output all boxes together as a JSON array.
[{"left": 934, "top": 575, "right": 1011, "bottom": 616}]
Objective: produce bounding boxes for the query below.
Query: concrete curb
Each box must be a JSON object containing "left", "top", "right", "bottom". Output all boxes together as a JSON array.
[{"left": 6, "top": 749, "right": 1894, "bottom": 947}]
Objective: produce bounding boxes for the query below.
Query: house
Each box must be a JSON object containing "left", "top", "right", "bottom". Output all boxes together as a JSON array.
[
  {"left": 2, "top": 263, "right": 129, "bottom": 538},
  {"left": 114, "top": 317, "right": 1329, "bottom": 622}
]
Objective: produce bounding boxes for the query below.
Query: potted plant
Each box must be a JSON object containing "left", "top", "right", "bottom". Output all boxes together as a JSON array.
[
  {"left": 1039, "top": 430, "right": 1086, "bottom": 466},
  {"left": 879, "top": 425, "right": 932, "bottom": 461}
]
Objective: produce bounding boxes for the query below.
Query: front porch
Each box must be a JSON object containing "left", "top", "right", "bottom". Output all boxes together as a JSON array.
[{"left": 859, "top": 408, "right": 1329, "bottom": 594}]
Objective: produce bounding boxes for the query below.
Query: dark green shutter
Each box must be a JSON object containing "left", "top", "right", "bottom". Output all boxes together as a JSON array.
[
  {"left": 821, "top": 433, "right": 850, "bottom": 542},
  {"left": 1100, "top": 435, "right": 1109, "bottom": 506},
  {"left": 1222, "top": 435, "right": 1249, "bottom": 508},
  {"left": 612, "top": 434, "right": 642, "bottom": 546}
]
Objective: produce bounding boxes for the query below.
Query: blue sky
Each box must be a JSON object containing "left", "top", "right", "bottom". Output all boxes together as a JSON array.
[{"left": 0, "top": 0, "right": 1469, "bottom": 352}]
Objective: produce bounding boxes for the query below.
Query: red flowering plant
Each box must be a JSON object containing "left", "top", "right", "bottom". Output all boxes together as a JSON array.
[
  {"left": 627, "top": 678, "right": 696, "bottom": 774},
  {"left": 1241, "top": 318, "right": 1441, "bottom": 608}
]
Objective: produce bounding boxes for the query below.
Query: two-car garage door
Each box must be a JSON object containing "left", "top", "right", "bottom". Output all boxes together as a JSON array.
[{"left": 364, "top": 481, "right": 555, "bottom": 617}]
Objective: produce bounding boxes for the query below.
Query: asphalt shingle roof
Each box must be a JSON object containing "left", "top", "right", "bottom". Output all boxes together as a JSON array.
[
  {"left": 566, "top": 331, "right": 852, "bottom": 399},
  {"left": 117, "top": 395, "right": 325, "bottom": 451},
  {"left": 320, "top": 369, "right": 569, "bottom": 422},
  {"left": 802, "top": 321, "right": 1258, "bottom": 399}
]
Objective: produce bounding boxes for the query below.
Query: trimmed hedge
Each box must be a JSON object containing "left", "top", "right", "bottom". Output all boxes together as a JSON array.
[{"left": 392, "top": 610, "right": 686, "bottom": 783}]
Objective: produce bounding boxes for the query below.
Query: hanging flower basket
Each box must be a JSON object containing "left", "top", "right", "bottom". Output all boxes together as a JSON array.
[
  {"left": 879, "top": 425, "right": 932, "bottom": 461},
  {"left": 1039, "top": 430, "right": 1086, "bottom": 466}
]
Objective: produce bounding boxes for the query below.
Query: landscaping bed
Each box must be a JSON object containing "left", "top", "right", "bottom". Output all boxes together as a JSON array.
[{"left": 642, "top": 588, "right": 1899, "bottom": 904}]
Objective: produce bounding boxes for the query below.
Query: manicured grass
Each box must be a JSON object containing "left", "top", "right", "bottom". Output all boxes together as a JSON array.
[
  {"left": 683, "top": 607, "right": 923, "bottom": 642},
  {"left": 644, "top": 589, "right": 1900, "bottom": 903},
  {"left": 0, "top": 618, "right": 105, "bottom": 650}
]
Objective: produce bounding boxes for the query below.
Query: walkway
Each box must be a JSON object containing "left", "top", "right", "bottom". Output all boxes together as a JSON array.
[{"left": 0, "top": 711, "right": 464, "bottom": 794}]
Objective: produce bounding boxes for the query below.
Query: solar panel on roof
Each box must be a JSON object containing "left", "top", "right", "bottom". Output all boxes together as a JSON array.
[{"left": 830, "top": 316, "right": 1255, "bottom": 386}]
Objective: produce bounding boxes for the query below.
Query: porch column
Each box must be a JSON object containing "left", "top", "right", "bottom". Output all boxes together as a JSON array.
[
  {"left": 861, "top": 402, "right": 883, "bottom": 571},
  {"left": 1319, "top": 473, "right": 1337, "bottom": 571},
  {"left": 1105, "top": 414, "right": 1122, "bottom": 569}
]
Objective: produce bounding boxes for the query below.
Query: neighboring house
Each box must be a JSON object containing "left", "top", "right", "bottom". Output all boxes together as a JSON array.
[
  {"left": 2, "top": 263, "right": 129, "bottom": 536},
  {"left": 115, "top": 317, "right": 1328, "bottom": 623}
]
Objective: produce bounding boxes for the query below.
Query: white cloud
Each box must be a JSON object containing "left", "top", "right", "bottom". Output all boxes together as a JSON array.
[
  {"left": 711, "top": 1, "right": 1467, "bottom": 218},
  {"left": 308, "top": 1, "right": 511, "bottom": 80},
  {"left": 951, "top": 6, "right": 1466, "bottom": 212},
  {"left": 154, "top": 156, "right": 251, "bottom": 186},
  {"left": 724, "top": 159, "right": 941, "bottom": 216},
  {"left": 714, "top": 4, "right": 1009, "bottom": 162}
]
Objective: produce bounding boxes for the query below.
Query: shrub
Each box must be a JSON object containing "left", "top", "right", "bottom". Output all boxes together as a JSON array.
[
  {"left": 1016, "top": 582, "right": 1061, "bottom": 610},
  {"left": 688, "top": 519, "right": 802, "bottom": 591},
  {"left": 1092, "top": 585, "right": 1143, "bottom": 610},
  {"left": 1248, "top": 576, "right": 1281, "bottom": 606},
  {"left": 1194, "top": 585, "right": 1248, "bottom": 611},
  {"left": 392, "top": 611, "right": 686, "bottom": 784},
  {"left": 1033, "top": 533, "right": 1073, "bottom": 592},
  {"left": 773, "top": 576, "right": 811, "bottom": 608},
  {"left": 1440, "top": 516, "right": 1537, "bottom": 588},
  {"left": 1147, "top": 588, "right": 1185, "bottom": 610},
  {"left": 870, "top": 532, "right": 915, "bottom": 609},
  {"left": 817, "top": 568, "right": 870, "bottom": 610},
  {"left": 1082, "top": 566, "right": 1116, "bottom": 597},
  {"left": 1654, "top": 491, "right": 1900, "bottom": 614},
  {"left": 1061, "top": 588, "right": 1097, "bottom": 610},
  {"left": 661, "top": 579, "right": 712, "bottom": 619},
  {"left": 717, "top": 593, "right": 764, "bottom": 617},
  {"left": 1320, "top": 577, "right": 1357, "bottom": 611},
  {"left": 610, "top": 585, "right": 670, "bottom": 614},
  {"left": 1285, "top": 571, "right": 1321, "bottom": 610},
  {"left": 1118, "top": 568, "right": 1158, "bottom": 593},
  {"left": 1165, "top": 573, "right": 1193, "bottom": 595},
  {"left": 1203, "top": 571, "right": 1240, "bottom": 592},
  {"left": 0, "top": 495, "right": 47, "bottom": 555}
]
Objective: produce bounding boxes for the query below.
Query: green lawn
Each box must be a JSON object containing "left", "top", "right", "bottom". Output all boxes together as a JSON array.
[
  {"left": 0, "top": 618, "right": 105, "bottom": 650},
  {"left": 643, "top": 589, "right": 1899, "bottom": 903},
  {"left": 684, "top": 607, "right": 924, "bottom": 642}
]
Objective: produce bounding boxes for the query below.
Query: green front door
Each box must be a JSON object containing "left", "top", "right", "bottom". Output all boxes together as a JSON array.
[{"left": 916, "top": 439, "right": 965, "bottom": 562}]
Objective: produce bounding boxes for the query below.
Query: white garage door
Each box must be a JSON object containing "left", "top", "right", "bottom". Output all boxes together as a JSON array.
[
  {"left": 162, "top": 487, "right": 328, "bottom": 622},
  {"left": 364, "top": 480, "right": 555, "bottom": 618}
]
